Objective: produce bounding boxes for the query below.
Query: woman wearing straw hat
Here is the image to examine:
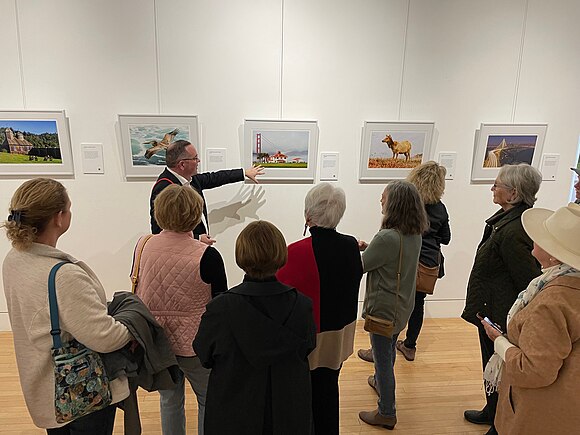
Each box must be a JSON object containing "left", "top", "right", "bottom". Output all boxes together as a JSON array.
[{"left": 481, "top": 203, "right": 580, "bottom": 435}]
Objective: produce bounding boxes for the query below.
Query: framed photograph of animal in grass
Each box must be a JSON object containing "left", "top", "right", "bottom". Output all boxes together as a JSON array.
[
  {"left": 358, "top": 121, "right": 435, "bottom": 182},
  {"left": 0, "top": 110, "right": 74, "bottom": 177},
  {"left": 118, "top": 114, "right": 199, "bottom": 179},
  {"left": 243, "top": 119, "right": 318, "bottom": 183},
  {"left": 471, "top": 123, "right": 547, "bottom": 183}
]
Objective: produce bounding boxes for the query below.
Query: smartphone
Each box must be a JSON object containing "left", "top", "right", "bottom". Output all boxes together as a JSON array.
[{"left": 476, "top": 313, "right": 503, "bottom": 333}]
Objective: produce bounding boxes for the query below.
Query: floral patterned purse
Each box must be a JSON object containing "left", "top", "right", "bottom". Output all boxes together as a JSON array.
[{"left": 48, "top": 261, "right": 112, "bottom": 423}]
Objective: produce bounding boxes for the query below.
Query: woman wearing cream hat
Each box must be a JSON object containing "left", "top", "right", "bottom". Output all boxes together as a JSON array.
[{"left": 482, "top": 203, "right": 580, "bottom": 435}]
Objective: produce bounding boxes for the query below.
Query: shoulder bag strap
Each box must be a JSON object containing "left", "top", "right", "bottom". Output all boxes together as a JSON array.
[
  {"left": 130, "top": 234, "right": 154, "bottom": 293},
  {"left": 393, "top": 230, "right": 403, "bottom": 322},
  {"left": 153, "top": 177, "right": 175, "bottom": 187},
  {"left": 48, "top": 261, "right": 71, "bottom": 349}
]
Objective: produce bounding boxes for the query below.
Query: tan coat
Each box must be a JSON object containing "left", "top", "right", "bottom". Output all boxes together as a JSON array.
[
  {"left": 495, "top": 275, "right": 580, "bottom": 435},
  {"left": 2, "top": 243, "right": 132, "bottom": 429}
]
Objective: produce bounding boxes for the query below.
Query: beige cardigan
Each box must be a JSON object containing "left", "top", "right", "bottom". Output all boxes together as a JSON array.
[
  {"left": 2, "top": 243, "right": 132, "bottom": 429},
  {"left": 495, "top": 275, "right": 580, "bottom": 435}
]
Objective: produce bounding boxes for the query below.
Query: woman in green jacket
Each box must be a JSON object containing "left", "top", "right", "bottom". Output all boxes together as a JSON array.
[{"left": 358, "top": 181, "right": 428, "bottom": 430}]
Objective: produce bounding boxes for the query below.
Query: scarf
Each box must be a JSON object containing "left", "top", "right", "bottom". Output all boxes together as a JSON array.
[{"left": 483, "top": 263, "right": 580, "bottom": 394}]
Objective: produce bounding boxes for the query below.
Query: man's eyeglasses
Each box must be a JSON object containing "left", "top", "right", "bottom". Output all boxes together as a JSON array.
[{"left": 180, "top": 156, "right": 200, "bottom": 163}]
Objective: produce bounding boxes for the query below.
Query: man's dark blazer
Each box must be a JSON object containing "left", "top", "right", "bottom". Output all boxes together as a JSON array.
[{"left": 150, "top": 167, "right": 244, "bottom": 235}]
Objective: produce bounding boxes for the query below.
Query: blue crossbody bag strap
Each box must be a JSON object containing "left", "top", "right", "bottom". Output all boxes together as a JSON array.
[{"left": 48, "top": 261, "right": 71, "bottom": 349}]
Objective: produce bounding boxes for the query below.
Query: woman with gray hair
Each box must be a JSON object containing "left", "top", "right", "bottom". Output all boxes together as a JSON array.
[
  {"left": 277, "top": 182, "right": 363, "bottom": 435},
  {"left": 462, "top": 163, "right": 543, "bottom": 435}
]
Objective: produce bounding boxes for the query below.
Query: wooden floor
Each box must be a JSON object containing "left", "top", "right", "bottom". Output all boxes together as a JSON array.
[{"left": 0, "top": 319, "right": 489, "bottom": 434}]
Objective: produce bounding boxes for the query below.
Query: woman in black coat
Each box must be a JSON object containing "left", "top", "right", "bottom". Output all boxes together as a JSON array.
[
  {"left": 461, "top": 164, "right": 542, "bottom": 435},
  {"left": 193, "top": 221, "right": 316, "bottom": 435},
  {"left": 396, "top": 161, "right": 451, "bottom": 361}
]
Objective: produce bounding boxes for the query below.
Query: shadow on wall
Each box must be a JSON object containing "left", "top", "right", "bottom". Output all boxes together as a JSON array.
[{"left": 208, "top": 185, "right": 266, "bottom": 236}]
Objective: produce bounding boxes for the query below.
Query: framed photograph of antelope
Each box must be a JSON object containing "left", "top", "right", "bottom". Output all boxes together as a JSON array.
[
  {"left": 358, "top": 121, "right": 435, "bottom": 181},
  {"left": 0, "top": 110, "right": 74, "bottom": 177},
  {"left": 471, "top": 123, "right": 547, "bottom": 182},
  {"left": 118, "top": 114, "right": 198, "bottom": 179},
  {"left": 243, "top": 119, "right": 318, "bottom": 183}
]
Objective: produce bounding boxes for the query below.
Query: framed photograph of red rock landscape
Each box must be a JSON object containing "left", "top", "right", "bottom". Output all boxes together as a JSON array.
[
  {"left": 471, "top": 123, "right": 547, "bottom": 182},
  {"left": 0, "top": 110, "right": 73, "bottom": 177},
  {"left": 358, "top": 121, "right": 435, "bottom": 182},
  {"left": 243, "top": 119, "right": 318, "bottom": 183}
]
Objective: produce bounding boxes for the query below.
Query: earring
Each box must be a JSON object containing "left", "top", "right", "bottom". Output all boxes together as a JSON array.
[{"left": 303, "top": 223, "right": 308, "bottom": 237}]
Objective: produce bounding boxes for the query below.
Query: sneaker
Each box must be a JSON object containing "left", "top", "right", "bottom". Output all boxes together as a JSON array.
[
  {"left": 357, "top": 348, "right": 374, "bottom": 362},
  {"left": 395, "top": 340, "right": 416, "bottom": 361}
]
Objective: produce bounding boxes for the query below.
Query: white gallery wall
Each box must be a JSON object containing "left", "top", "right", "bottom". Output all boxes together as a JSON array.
[{"left": 1, "top": 0, "right": 579, "bottom": 330}]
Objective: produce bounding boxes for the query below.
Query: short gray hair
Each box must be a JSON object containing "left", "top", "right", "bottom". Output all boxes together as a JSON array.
[
  {"left": 497, "top": 163, "right": 542, "bottom": 206},
  {"left": 166, "top": 140, "right": 192, "bottom": 168},
  {"left": 304, "top": 183, "right": 346, "bottom": 229}
]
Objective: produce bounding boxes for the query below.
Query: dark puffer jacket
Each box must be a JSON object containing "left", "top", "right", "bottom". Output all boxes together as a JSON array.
[{"left": 461, "top": 203, "right": 541, "bottom": 331}]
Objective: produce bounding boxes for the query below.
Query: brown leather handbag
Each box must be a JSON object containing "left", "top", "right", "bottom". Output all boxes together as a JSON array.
[
  {"left": 416, "top": 262, "right": 439, "bottom": 294},
  {"left": 363, "top": 231, "right": 402, "bottom": 338}
]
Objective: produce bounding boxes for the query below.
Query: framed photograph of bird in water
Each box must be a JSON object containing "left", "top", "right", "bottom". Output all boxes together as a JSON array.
[
  {"left": 243, "top": 119, "right": 318, "bottom": 183},
  {"left": 0, "top": 110, "right": 74, "bottom": 177},
  {"left": 471, "top": 123, "right": 547, "bottom": 183},
  {"left": 118, "top": 114, "right": 199, "bottom": 179},
  {"left": 358, "top": 121, "right": 435, "bottom": 182}
]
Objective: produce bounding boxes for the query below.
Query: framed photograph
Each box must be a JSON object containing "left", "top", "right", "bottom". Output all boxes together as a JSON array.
[
  {"left": 471, "top": 123, "right": 547, "bottom": 182},
  {"left": 0, "top": 110, "right": 73, "bottom": 177},
  {"left": 118, "top": 114, "right": 199, "bottom": 179},
  {"left": 243, "top": 119, "right": 318, "bottom": 182},
  {"left": 359, "top": 121, "right": 435, "bottom": 181}
]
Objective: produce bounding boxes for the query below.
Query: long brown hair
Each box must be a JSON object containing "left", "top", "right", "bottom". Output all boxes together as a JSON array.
[{"left": 381, "top": 181, "right": 429, "bottom": 235}]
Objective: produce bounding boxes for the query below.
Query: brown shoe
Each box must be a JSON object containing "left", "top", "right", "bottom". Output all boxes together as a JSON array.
[
  {"left": 357, "top": 348, "right": 374, "bottom": 362},
  {"left": 396, "top": 340, "right": 416, "bottom": 361},
  {"left": 359, "top": 408, "right": 397, "bottom": 430},
  {"left": 367, "top": 375, "right": 378, "bottom": 395}
]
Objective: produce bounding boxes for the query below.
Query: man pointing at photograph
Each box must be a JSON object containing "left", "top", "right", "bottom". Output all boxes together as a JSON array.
[{"left": 150, "top": 140, "right": 264, "bottom": 245}]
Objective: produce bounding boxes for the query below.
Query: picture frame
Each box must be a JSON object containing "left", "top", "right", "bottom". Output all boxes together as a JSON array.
[
  {"left": 243, "top": 119, "right": 318, "bottom": 183},
  {"left": 118, "top": 114, "right": 199, "bottom": 179},
  {"left": 471, "top": 123, "right": 548, "bottom": 182},
  {"left": 359, "top": 121, "right": 435, "bottom": 181},
  {"left": 0, "top": 110, "right": 74, "bottom": 177}
]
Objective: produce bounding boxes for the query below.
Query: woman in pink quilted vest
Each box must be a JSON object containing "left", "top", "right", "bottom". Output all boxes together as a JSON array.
[{"left": 133, "top": 185, "right": 227, "bottom": 435}]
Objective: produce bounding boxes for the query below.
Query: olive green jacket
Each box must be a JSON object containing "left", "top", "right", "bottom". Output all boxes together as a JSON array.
[{"left": 362, "top": 229, "right": 422, "bottom": 335}]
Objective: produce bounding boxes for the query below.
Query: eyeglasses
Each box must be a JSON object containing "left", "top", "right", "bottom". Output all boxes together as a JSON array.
[
  {"left": 180, "top": 156, "right": 200, "bottom": 163},
  {"left": 492, "top": 182, "right": 513, "bottom": 190}
]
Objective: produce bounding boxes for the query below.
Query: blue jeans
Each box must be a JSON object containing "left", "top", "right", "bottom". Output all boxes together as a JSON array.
[
  {"left": 160, "top": 356, "right": 210, "bottom": 435},
  {"left": 371, "top": 332, "right": 399, "bottom": 418}
]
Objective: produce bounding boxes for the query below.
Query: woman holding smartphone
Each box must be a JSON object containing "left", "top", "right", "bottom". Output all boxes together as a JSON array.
[{"left": 481, "top": 203, "right": 580, "bottom": 435}]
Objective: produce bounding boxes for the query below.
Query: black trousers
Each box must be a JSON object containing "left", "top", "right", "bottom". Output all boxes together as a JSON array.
[
  {"left": 46, "top": 405, "right": 116, "bottom": 435},
  {"left": 403, "top": 291, "right": 427, "bottom": 349},
  {"left": 311, "top": 366, "right": 341, "bottom": 435},
  {"left": 478, "top": 326, "right": 498, "bottom": 422}
]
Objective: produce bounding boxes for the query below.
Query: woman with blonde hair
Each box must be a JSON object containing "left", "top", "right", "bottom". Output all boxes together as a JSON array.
[
  {"left": 194, "top": 221, "right": 316, "bottom": 434},
  {"left": 2, "top": 178, "right": 132, "bottom": 434},
  {"left": 133, "top": 184, "right": 227, "bottom": 435},
  {"left": 359, "top": 162, "right": 451, "bottom": 363}
]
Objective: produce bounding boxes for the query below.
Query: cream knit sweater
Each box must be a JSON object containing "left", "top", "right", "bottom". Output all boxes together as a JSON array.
[{"left": 2, "top": 243, "right": 132, "bottom": 429}]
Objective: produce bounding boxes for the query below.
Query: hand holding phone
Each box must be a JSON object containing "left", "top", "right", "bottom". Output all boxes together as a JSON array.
[{"left": 476, "top": 312, "right": 503, "bottom": 334}]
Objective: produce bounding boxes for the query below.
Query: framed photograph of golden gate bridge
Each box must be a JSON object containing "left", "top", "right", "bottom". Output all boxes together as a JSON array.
[
  {"left": 471, "top": 123, "right": 547, "bottom": 183},
  {"left": 243, "top": 119, "right": 318, "bottom": 183},
  {"left": 358, "top": 121, "right": 435, "bottom": 182}
]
